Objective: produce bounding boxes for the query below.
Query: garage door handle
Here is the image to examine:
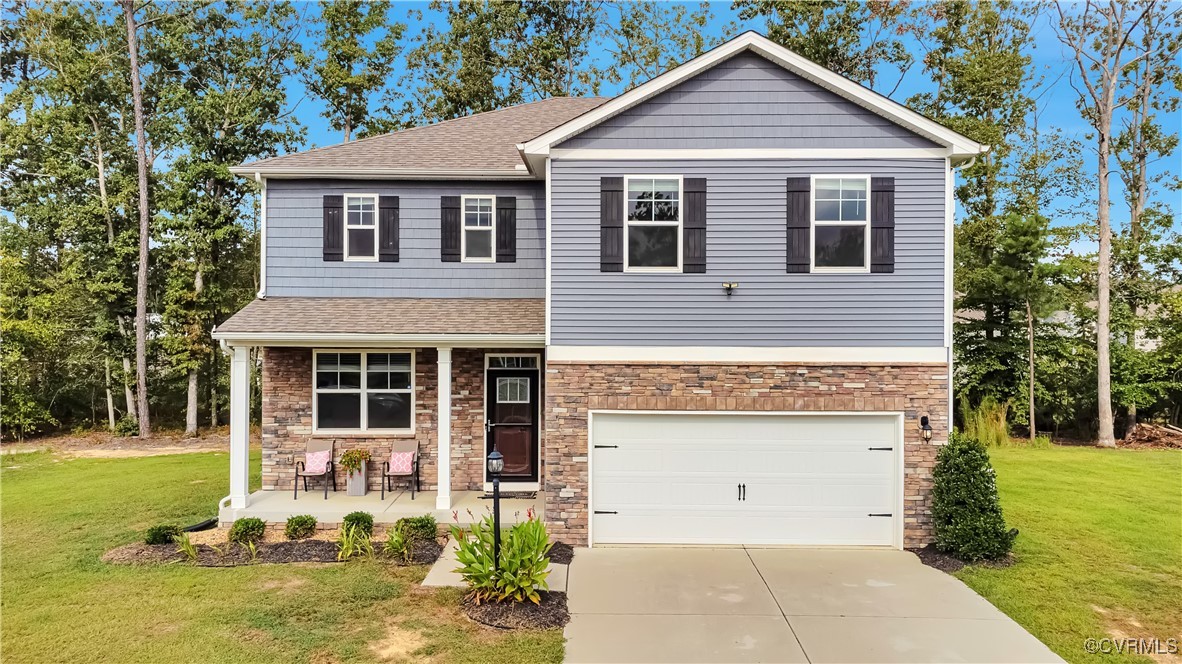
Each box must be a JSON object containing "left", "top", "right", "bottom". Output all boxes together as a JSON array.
[
  {"left": 594, "top": 445, "right": 618, "bottom": 449},
  {"left": 868, "top": 513, "right": 893, "bottom": 517},
  {"left": 868, "top": 447, "right": 893, "bottom": 451},
  {"left": 594, "top": 510, "right": 618, "bottom": 515}
]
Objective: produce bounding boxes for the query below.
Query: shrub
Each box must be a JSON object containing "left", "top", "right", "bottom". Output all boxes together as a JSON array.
[
  {"left": 145, "top": 524, "right": 181, "bottom": 545},
  {"left": 336, "top": 524, "right": 374, "bottom": 561},
  {"left": 228, "top": 517, "right": 266, "bottom": 544},
  {"left": 342, "top": 511, "right": 374, "bottom": 537},
  {"left": 960, "top": 396, "right": 1010, "bottom": 447},
  {"left": 450, "top": 513, "right": 552, "bottom": 604},
  {"left": 395, "top": 514, "right": 437, "bottom": 542},
  {"left": 339, "top": 449, "right": 371, "bottom": 474},
  {"left": 931, "top": 432, "right": 1017, "bottom": 562},
  {"left": 285, "top": 515, "right": 317, "bottom": 540},
  {"left": 114, "top": 415, "right": 139, "bottom": 438}
]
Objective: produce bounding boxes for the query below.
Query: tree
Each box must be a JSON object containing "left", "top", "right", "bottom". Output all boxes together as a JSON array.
[
  {"left": 1054, "top": 0, "right": 1170, "bottom": 447},
  {"left": 593, "top": 1, "right": 717, "bottom": 90},
  {"left": 733, "top": 0, "right": 912, "bottom": 91},
  {"left": 298, "top": 0, "right": 403, "bottom": 142}
]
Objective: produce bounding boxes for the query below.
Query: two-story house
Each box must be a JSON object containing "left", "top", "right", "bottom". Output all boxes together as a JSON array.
[{"left": 213, "top": 32, "right": 987, "bottom": 549}]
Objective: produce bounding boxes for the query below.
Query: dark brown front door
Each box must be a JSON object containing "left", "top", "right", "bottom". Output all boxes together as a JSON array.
[{"left": 486, "top": 367, "right": 539, "bottom": 482}]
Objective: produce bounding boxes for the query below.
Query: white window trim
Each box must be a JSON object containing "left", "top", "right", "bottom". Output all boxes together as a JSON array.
[
  {"left": 343, "top": 193, "right": 379, "bottom": 262},
  {"left": 460, "top": 194, "right": 496, "bottom": 263},
  {"left": 484, "top": 352, "right": 541, "bottom": 369},
  {"left": 810, "top": 174, "right": 871, "bottom": 274},
  {"left": 623, "top": 175, "right": 683, "bottom": 273},
  {"left": 312, "top": 349, "right": 416, "bottom": 435}
]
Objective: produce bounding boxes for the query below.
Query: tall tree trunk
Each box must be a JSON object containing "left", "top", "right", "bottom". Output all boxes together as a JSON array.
[
  {"left": 184, "top": 266, "right": 204, "bottom": 437},
  {"left": 1096, "top": 131, "right": 1115, "bottom": 448},
  {"left": 123, "top": 0, "right": 152, "bottom": 438},
  {"left": 118, "top": 317, "right": 137, "bottom": 422},
  {"left": 105, "top": 357, "right": 117, "bottom": 431},
  {"left": 1027, "top": 300, "right": 1036, "bottom": 443}
]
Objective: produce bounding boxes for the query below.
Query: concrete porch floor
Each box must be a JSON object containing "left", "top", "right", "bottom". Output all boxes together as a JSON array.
[{"left": 218, "top": 489, "right": 544, "bottom": 526}]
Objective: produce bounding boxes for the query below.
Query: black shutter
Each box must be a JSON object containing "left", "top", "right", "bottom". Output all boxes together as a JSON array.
[
  {"left": 496, "top": 196, "right": 517, "bottom": 263},
  {"left": 785, "top": 177, "right": 810, "bottom": 273},
  {"left": 600, "top": 177, "right": 624, "bottom": 272},
  {"left": 323, "top": 195, "right": 343, "bottom": 262},
  {"left": 870, "top": 177, "right": 895, "bottom": 273},
  {"left": 683, "top": 178, "right": 707, "bottom": 273},
  {"left": 440, "top": 195, "right": 461, "bottom": 262},
  {"left": 378, "top": 195, "right": 399, "bottom": 263}
]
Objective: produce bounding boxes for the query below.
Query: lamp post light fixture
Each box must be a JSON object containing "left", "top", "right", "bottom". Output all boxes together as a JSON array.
[
  {"left": 486, "top": 449, "right": 504, "bottom": 570},
  {"left": 920, "top": 415, "right": 933, "bottom": 442}
]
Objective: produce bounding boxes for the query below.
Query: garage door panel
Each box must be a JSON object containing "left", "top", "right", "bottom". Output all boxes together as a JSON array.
[{"left": 591, "top": 413, "right": 899, "bottom": 546}]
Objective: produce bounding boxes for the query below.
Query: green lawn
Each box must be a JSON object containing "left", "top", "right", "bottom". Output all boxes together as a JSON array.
[
  {"left": 0, "top": 450, "right": 562, "bottom": 664},
  {"left": 958, "top": 446, "right": 1182, "bottom": 663}
]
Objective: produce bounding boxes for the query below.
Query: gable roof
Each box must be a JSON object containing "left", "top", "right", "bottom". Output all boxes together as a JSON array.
[
  {"left": 519, "top": 32, "right": 989, "bottom": 170},
  {"left": 231, "top": 96, "right": 607, "bottom": 179}
]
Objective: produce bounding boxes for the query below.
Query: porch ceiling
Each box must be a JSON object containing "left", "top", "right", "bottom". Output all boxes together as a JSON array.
[{"left": 212, "top": 296, "right": 545, "bottom": 347}]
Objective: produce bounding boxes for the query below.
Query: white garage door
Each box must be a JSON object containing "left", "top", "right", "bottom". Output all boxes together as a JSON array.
[{"left": 590, "top": 413, "right": 900, "bottom": 546}]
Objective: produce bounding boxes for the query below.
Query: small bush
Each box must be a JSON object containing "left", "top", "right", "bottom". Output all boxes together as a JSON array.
[
  {"left": 285, "top": 514, "right": 317, "bottom": 540},
  {"left": 395, "top": 514, "right": 437, "bottom": 542},
  {"left": 931, "top": 432, "right": 1017, "bottom": 562},
  {"left": 114, "top": 416, "right": 139, "bottom": 438},
  {"left": 451, "top": 513, "right": 552, "bottom": 604},
  {"left": 228, "top": 517, "right": 267, "bottom": 544},
  {"left": 145, "top": 524, "right": 181, "bottom": 545},
  {"left": 342, "top": 511, "right": 374, "bottom": 537}
]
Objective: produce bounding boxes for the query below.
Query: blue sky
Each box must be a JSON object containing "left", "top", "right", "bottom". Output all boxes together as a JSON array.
[{"left": 282, "top": 1, "right": 1178, "bottom": 243}]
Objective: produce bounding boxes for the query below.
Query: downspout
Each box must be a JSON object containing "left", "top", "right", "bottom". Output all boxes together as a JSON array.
[{"left": 255, "top": 172, "right": 267, "bottom": 299}]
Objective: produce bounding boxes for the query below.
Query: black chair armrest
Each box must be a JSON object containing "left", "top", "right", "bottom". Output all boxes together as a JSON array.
[
  {"left": 383, "top": 460, "right": 390, "bottom": 475},
  {"left": 295, "top": 460, "right": 305, "bottom": 474}
]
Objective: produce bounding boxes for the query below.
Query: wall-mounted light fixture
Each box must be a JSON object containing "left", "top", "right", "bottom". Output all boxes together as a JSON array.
[
  {"left": 919, "top": 415, "right": 933, "bottom": 442},
  {"left": 722, "top": 282, "right": 739, "bottom": 296}
]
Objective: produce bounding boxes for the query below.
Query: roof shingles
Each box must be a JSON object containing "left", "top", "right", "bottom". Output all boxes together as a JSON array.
[
  {"left": 239, "top": 97, "right": 607, "bottom": 173},
  {"left": 215, "top": 297, "right": 545, "bottom": 336}
]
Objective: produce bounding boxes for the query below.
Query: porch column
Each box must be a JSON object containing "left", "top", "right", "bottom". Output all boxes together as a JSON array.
[
  {"left": 436, "top": 347, "right": 453, "bottom": 510},
  {"left": 228, "top": 344, "right": 251, "bottom": 508}
]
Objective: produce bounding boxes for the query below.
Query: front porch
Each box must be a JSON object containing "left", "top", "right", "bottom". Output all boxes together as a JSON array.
[{"left": 218, "top": 488, "right": 545, "bottom": 527}]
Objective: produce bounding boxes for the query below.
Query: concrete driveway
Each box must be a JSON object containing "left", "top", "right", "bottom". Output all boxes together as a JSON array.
[{"left": 564, "top": 548, "right": 1062, "bottom": 663}]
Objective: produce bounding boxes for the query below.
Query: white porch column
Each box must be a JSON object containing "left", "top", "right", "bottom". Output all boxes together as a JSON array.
[
  {"left": 228, "top": 344, "right": 251, "bottom": 508},
  {"left": 436, "top": 347, "right": 453, "bottom": 510}
]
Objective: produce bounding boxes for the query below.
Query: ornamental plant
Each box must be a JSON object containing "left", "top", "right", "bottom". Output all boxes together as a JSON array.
[
  {"left": 342, "top": 511, "right": 374, "bottom": 537},
  {"left": 450, "top": 513, "right": 552, "bottom": 604},
  {"left": 228, "top": 517, "right": 266, "bottom": 544},
  {"left": 145, "top": 524, "right": 181, "bottom": 545},
  {"left": 931, "top": 432, "right": 1017, "bottom": 561},
  {"left": 339, "top": 449, "right": 371, "bottom": 474},
  {"left": 285, "top": 514, "right": 317, "bottom": 540}
]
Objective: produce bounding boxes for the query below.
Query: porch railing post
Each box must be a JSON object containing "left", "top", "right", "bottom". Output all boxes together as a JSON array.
[
  {"left": 436, "top": 347, "right": 452, "bottom": 510},
  {"left": 228, "top": 344, "right": 251, "bottom": 509}
]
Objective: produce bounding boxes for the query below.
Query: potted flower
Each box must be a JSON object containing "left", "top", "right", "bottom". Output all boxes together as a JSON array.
[{"left": 340, "top": 449, "right": 371, "bottom": 496}]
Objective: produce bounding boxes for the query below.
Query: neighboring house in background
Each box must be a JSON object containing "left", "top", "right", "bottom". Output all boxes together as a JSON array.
[{"left": 213, "top": 32, "right": 987, "bottom": 549}]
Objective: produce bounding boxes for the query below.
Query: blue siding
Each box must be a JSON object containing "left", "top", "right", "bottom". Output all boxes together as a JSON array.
[
  {"left": 558, "top": 53, "right": 937, "bottom": 150},
  {"left": 265, "top": 179, "right": 544, "bottom": 298},
  {"left": 548, "top": 159, "right": 947, "bottom": 347}
]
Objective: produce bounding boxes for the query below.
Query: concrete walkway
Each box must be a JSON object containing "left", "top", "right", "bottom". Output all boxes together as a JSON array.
[{"left": 564, "top": 548, "right": 1062, "bottom": 663}]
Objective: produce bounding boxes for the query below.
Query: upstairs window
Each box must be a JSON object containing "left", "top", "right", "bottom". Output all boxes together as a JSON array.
[
  {"left": 812, "top": 176, "right": 869, "bottom": 272},
  {"left": 314, "top": 351, "right": 414, "bottom": 432},
  {"left": 462, "top": 195, "right": 495, "bottom": 262},
  {"left": 625, "top": 177, "right": 681, "bottom": 271},
  {"left": 345, "top": 194, "right": 377, "bottom": 261}
]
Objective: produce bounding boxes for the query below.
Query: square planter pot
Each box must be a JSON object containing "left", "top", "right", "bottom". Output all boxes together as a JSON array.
[{"left": 346, "top": 461, "right": 368, "bottom": 496}]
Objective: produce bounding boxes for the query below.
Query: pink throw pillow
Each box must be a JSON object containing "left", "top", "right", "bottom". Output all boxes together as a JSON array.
[
  {"left": 304, "top": 449, "right": 330, "bottom": 474},
  {"left": 388, "top": 451, "right": 414, "bottom": 474}
]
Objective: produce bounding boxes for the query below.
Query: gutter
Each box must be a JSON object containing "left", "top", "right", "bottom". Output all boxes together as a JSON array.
[
  {"left": 227, "top": 166, "right": 538, "bottom": 180},
  {"left": 210, "top": 331, "right": 546, "bottom": 348}
]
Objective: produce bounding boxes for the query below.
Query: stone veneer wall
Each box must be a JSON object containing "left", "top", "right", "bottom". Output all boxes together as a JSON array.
[
  {"left": 543, "top": 362, "right": 949, "bottom": 547},
  {"left": 261, "top": 347, "right": 519, "bottom": 492}
]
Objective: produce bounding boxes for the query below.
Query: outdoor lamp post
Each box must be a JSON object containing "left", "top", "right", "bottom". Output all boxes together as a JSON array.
[
  {"left": 920, "top": 415, "right": 933, "bottom": 442},
  {"left": 486, "top": 449, "right": 504, "bottom": 570}
]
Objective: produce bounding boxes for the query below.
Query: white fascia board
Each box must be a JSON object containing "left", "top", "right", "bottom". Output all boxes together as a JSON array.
[
  {"left": 546, "top": 346, "right": 949, "bottom": 364},
  {"left": 227, "top": 166, "right": 538, "bottom": 180},
  {"left": 522, "top": 32, "right": 988, "bottom": 160},
  {"left": 550, "top": 147, "right": 952, "bottom": 160},
  {"left": 212, "top": 331, "right": 545, "bottom": 348}
]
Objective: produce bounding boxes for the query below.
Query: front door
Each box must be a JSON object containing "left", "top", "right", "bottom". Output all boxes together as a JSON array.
[{"left": 485, "top": 367, "right": 540, "bottom": 482}]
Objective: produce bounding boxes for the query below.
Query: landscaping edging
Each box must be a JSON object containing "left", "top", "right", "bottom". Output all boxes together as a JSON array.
[
  {"left": 462, "top": 591, "right": 569, "bottom": 630},
  {"left": 103, "top": 537, "right": 444, "bottom": 567}
]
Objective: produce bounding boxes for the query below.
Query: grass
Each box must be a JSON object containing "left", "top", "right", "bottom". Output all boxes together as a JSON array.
[
  {"left": 0, "top": 450, "right": 562, "bottom": 664},
  {"left": 956, "top": 445, "right": 1182, "bottom": 663}
]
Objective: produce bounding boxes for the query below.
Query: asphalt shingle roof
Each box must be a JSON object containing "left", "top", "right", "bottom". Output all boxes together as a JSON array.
[
  {"left": 239, "top": 97, "right": 608, "bottom": 173},
  {"left": 215, "top": 297, "right": 545, "bottom": 336}
]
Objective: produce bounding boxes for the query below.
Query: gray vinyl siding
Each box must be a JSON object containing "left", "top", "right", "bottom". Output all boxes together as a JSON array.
[
  {"left": 558, "top": 53, "right": 937, "bottom": 150},
  {"left": 549, "top": 159, "right": 947, "bottom": 346},
  {"left": 265, "top": 179, "right": 544, "bottom": 298}
]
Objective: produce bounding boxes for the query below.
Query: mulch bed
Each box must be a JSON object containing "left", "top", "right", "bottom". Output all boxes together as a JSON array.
[
  {"left": 462, "top": 591, "right": 569, "bottom": 630},
  {"left": 908, "top": 544, "right": 1015, "bottom": 573},
  {"left": 102, "top": 535, "right": 444, "bottom": 567},
  {"left": 547, "top": 542, "right": 574, "bottom": 565}
]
